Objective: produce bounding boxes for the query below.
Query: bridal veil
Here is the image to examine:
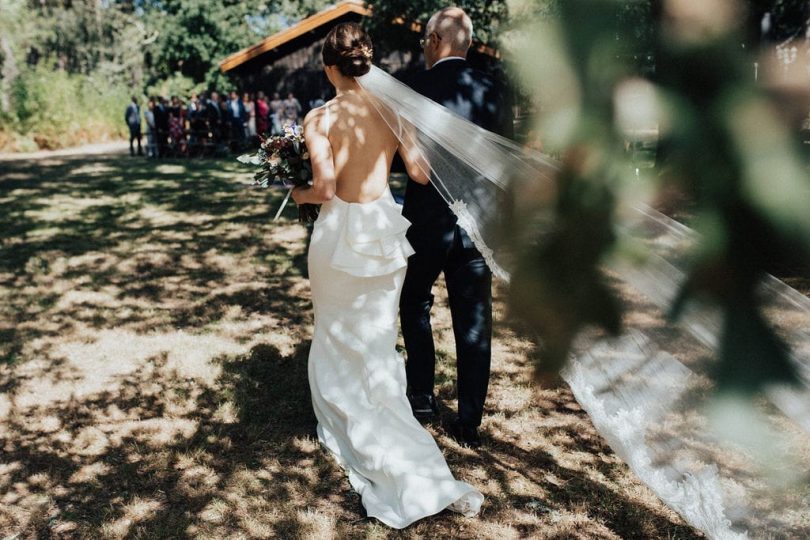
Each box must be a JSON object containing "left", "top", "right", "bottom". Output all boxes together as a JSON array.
[{"left": 357, "top": 64, "right": 810, "bottom": 539}]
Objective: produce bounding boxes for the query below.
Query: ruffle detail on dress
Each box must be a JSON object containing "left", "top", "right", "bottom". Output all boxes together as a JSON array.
[{"left": 329, "top": 190, "right": 415, "bottom": 277}]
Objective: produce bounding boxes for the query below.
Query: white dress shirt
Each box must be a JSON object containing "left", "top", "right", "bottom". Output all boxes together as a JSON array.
[{"left": 431, "top": 56, "right": 466, "bottom": 69}]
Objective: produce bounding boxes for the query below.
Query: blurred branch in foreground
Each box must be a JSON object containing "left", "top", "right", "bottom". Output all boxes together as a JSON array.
[
  {"left": 501, "top": 3, "right": 810, "bottom": 536},
  {"left": 504, "top": 0, "right": 809, "bottom": 393}
]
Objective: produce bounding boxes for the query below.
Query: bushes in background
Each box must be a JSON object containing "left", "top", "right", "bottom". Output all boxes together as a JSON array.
[{"left": 0, "top": 67, "right": 130, "bottom": 152}]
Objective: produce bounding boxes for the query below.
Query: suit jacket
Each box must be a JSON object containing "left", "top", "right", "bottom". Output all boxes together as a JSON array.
[
  {"left": 154, "top": 103, "right": 170, "bottom": 130},
  {"left": 227, "top": 99, "right": 247, "bottom": 123},
  {"left": 206, "top": 99, "right": 222, "bottom": 121},
  {"left": 403, "top": 59, "right": 512, "bottom": 228},
  {"left": 125, "top": 103, "right": 141, "bottom": 128}
]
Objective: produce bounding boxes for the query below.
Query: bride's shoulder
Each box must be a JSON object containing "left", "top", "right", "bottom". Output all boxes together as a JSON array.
[{"left": 303, "top": 103, "right": 329, "bottom": 131}]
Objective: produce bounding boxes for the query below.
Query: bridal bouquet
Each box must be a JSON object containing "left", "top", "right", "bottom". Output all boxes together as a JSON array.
[{"left": 238, "top": 124, "right": 319, "bottom": 223}]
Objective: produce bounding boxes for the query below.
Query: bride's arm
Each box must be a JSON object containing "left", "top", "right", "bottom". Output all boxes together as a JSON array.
[
  {"left": 292, "top": 108, "right": 336, "bottom": 204},
  {"left": 394, "top": 115, "right": 429, "bottom": 185},
  {"left": 397, "top": 139, "right": 430, "bottom": 185}
]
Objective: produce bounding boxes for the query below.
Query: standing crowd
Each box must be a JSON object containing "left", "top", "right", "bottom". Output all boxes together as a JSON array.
[{"left": 124, "top": 90, "right": 317, "bottom": 158}]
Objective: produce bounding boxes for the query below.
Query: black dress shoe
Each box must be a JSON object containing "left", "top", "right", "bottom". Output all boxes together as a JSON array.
[
  {"left": 407, "top": 392, "right": 438, "bottom": 420},
  {"left": 453, "top": 419, "right": 482, "bottom": 448}
]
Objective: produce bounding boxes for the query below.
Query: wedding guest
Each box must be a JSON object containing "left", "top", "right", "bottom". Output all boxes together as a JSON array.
[
  {"left": 243, "top": 92, "right": 257, "bottom": 138},
  {"left": 191, "top": 92, "right": 213, "bottom": 155},
  {"left": 124, "top": 96, "right": 143, "bottom": 156},
  {"left": 255, "top": 91, "right": 270, "bottom": 137},
  {"left": 144, "top": 98, "right": 157, "bottom": 158},
  {"left": 205, "top": 91, "right": 225, "bottom": 146},
  {"left": 169, "top": 95, "right": 186, "bottom": 155},
  {"left": 154, "top": 96, "right": 170, "bottom": 157},
  {"left": 282, "top": 92, "right": 302, "bottom": 128},
  {"left": 187, "top": 92, "right": 203, "bottom": 151},
  {"left": 207, "top": 91, "right": 221, "bottom": 120},
  {"left": 187, "top": 92, "right": 200, "bottom": 120},
  {"left": 269, "top": 92, "right": 284, "bottom": 135},
  {"left": 207, "top": 91, "right": 222, "bottom": 136},
  {"left": 227, "top": 91, "right": 247, "bottom": 145},
  {"left": 217, "top": 93, "right": 230, "bottom": 143}
]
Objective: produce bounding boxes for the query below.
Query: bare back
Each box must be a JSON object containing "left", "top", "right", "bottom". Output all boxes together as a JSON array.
[{"left": 316, "top": 92, "right": 399, "bottom": 203}]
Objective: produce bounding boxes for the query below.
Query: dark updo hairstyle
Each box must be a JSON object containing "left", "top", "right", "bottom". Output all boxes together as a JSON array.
[{"left": 322, "top": 22, "right": 373, "bottom": 78}]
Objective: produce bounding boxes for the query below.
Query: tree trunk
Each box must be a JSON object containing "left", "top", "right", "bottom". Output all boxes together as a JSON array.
[{"left": 0, "top": 35, "right": 20, "bottom": 115}]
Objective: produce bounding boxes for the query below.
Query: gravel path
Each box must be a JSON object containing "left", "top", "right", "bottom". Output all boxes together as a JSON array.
[{"left": 0, "top": 141, "right": 129, "bottom": 162}]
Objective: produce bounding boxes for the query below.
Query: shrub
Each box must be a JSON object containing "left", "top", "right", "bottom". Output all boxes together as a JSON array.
[{"left": 0, "top": 66, "right": 130, "bottom": 152}]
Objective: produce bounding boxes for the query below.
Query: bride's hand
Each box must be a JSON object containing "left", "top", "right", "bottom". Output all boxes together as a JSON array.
[{"left": 291, "top": 186, "right": 306, "bottom": 205}]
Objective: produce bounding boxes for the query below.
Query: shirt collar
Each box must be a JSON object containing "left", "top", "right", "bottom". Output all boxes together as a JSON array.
[{"left": 431, "top": 56, "right": 466, "bottom": 68}]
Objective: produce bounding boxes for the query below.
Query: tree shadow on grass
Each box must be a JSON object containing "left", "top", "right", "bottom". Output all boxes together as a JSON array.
[
  {"left": 0, "top": 153, "right": 307, "bottom": 366},
  {"left": 0, "top": 321, "right": 704, "bottom": 537},
  {"left": 0, "top": 151, "right": 336, "bottom": 536},
  {"left": 1, "top": 152, "right": 712, "bottom": 538},
  {"left": 0, "top": 340, "right": 345, "bottom": 537}
]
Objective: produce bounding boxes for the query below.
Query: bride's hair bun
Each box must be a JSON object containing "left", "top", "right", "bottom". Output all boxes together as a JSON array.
[{"left": 322, "top": 22, "right": 373, "bottom": 78}]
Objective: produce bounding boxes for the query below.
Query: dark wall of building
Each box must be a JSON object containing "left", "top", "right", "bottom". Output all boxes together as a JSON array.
[{"left": 228, "top": 14, "right": 503, "bottom": 116}]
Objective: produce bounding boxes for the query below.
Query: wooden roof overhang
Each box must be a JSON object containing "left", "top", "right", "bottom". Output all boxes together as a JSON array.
[
  {"left": 219, "top": 0, "right": 500, "bottom": 74},
  {"left": 220, "top": 1, "right": 371, "bottom": 73}
]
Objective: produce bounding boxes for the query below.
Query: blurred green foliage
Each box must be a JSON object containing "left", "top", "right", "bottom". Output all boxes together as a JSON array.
[
  {"left": 11, "top": 65, "right": 128, "bottom": 130},
  {"left": 1, "top": 65, "right": 130, "bottom": 151},
  {"left": 142, "top": 0, "right": 271, "bottom": 91},
  {"left": 145, "top": 73, "right": 206, "bottom": 102},
  {"left": 506, "top": 0, "right": 638, "bottom": 374},
  {"left": 506, "top": 0, "right": 809, "bottom": 392}
]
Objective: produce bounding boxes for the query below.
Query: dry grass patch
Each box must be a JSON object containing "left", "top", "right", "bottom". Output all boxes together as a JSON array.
[{"left": 0, "top": 151, "right": 703, "bottom": 538}]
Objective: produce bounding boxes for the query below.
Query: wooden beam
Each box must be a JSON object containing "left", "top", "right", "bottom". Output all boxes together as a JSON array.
[
  {"left": 219, "top": 0, "right": 500, "bottom": 73},
  {"left": 220, "top": 0, "right": 371, "bottom": 73}
]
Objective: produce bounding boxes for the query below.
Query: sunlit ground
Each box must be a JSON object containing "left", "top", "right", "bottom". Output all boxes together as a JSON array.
[{"left": 0, "top": 150, "right": 706, "bottom": 538}]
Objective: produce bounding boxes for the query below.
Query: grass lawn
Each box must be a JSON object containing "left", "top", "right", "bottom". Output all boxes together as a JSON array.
[{"left": 0, "top": 150, "right": 703, "bottom": 538}]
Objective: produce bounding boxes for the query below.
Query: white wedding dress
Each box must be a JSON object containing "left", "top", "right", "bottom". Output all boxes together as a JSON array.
[{"left": 306, "top": 184, "right": 484, "bottom": 528}]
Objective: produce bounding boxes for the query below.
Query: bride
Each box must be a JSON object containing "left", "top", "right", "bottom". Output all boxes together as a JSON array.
[{"left": 290, "top": 22, "right": 484, "bottom": 529}]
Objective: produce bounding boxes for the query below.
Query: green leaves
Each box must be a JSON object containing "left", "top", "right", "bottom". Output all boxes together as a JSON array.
[
  {"left": 365, "top": 0, "right": 510, "bottom": 58},
  {"left": 507, "top": 0, "right": 809, "bottom": 393},
  {"left": 143, "top": 0, "right": 262, "bottom": 87}
]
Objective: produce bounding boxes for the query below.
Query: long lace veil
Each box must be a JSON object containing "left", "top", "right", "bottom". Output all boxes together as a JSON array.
[{"left": 357, "top": 65, "right": 810, "bottom": 539}]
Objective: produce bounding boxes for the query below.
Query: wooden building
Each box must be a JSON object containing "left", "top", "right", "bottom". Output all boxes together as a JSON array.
[{"left": 219, "top": 0, "right": 501, "bottom": 112}]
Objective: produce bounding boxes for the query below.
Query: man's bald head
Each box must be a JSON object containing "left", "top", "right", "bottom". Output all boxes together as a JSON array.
[{"left": 424, "top": 7, "right": 473, "bottom": 66}]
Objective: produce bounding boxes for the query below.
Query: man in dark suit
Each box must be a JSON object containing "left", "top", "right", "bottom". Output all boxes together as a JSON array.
[
  {"left": 401, "top": 7, "right": 512, "bottom": 448},
  {"left": 124, "top": 96, "right": 143, "bottom": 156},
  {"left": 227, "top": 91, "right": 248, "bottom": 147},
  {"left": 153, "top": 96, "right": 170, "bottom": 157}
]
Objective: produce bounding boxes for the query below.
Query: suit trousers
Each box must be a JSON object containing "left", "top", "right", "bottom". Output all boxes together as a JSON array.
[{"left": 400, "top": 220, "right": 492, "bottom": 428}]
